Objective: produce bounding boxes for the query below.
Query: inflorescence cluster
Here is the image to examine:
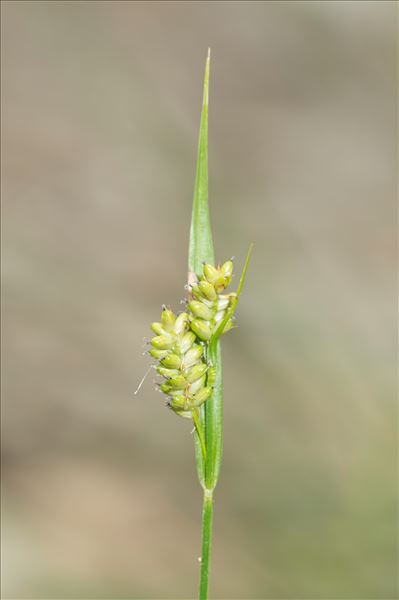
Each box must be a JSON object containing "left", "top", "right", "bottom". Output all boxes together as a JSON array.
[{"left": 148, "top": 260, "right": 236, "bottom": 419}]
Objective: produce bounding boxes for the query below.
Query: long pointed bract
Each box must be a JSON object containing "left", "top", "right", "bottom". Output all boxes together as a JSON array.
[
  {"left": 188, "top": 52, "right": 252, "bottom": 600},
  {"left": 189, "top": 50, "right": 219, "bottom": 494},
  {"left": 189, "top": 48, "right": 214, "bottom": 278},
  {"left": 188, "top": 50, "right": 220, "bottom": 600}
]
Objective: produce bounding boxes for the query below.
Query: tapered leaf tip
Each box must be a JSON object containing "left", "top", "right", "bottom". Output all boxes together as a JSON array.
[{"left": 203, "top": 49, "right": 210, "bottom": 107}]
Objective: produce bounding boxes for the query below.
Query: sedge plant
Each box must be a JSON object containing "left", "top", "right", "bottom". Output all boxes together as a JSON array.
[{"left": 144, "top": 50, "right": 252, "bottom": 599}]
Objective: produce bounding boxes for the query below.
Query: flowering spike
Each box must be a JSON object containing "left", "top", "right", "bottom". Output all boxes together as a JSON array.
[
  {"left": 146, "top": 254, "right": 249, "bottom": 427},
  {"left": 148, "top": 309, "right": 210, "bottom": 419}
]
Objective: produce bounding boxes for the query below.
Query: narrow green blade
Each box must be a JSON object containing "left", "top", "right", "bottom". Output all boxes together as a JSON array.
[
  {"left": 189, "top": 49, "right": 215, "bottom": 278},
  {"left": 189, "top": 50, "right": 217, "bottom": 489}
]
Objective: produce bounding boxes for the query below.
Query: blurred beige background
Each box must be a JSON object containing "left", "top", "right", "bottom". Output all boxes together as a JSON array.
[{"left": 1, "top": 1, "right": 397, "bottom": 599}]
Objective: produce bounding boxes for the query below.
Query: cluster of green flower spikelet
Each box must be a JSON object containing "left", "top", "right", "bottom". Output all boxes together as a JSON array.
[{"left": 149, "top": 260, "right": 235, "bottom": 418}]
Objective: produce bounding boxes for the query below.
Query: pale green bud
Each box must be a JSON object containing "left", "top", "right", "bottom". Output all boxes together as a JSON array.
[
  {"left": 151, "top": 335, "right": 174, "bottom": 350},
  {"left": 161, "top": 353, "right": 181, "bottom": 369},
  {"left": 185, "top": 363, "right": 207, "bottom": 383},
  {"left": 191, "top": 386, "right": 212, "bottom": 407},
  {"left": 160, "top": 382, "right": 172, "bottom": 394},
  {"left": 168, "top": 375, "right": 187, "bottom": 390},
  {"left": 182, "top": 345, "right": 203, "bottom": 368},
  {"left": 169, "top": 395, "right": 187, "bottom": 411},
  {"left": 191, "top": 319, "right": 212, "bottom": 341},
  {"left": 220, "top": 260, "right": 233, "bottom": 282},
  {"left": 157, "top": 367, "right": 179, "bottom": 379},
  {"left": 167, "top": 387, "right": 184, "bottom": 397},
  {"left": 174, "top": 409, "right": 193, "bottom": 419},
  {"left": 188, "top": 374, "right": 206, "bottom": 396},
  {"left": 198, "top": 281, "right": 217, "bottom": 301},
  {"left": 161, "top": 308, "right": 176, "bottom": 332},
  {"left": 188, "top": 301, "right": 213, "bottom": 321},
  {"left": 149, "top": 348, "right": 168, "bottom": 360},
  {"left": 151, "top": 322, "right": 165, "bottom": 335},
  {"left": 203, "top": 263, "right": 219, "bottom": 285},
  {"left": 191, "top": 286, "right": 205, "bottom": 301},
  {"left": 174, "top": 312, "right": 189, "bottom": 335},
  {"left": 179, "top": 331, "right": 196, "bottom": 354}
]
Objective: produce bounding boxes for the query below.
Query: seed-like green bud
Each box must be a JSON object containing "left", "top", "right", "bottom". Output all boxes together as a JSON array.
[
  {"left": 221, "top": 260, "right": 233, "bottom": 282},
  {"left": 188, "top": 301, "right": 213, "bottom": 321},
  {"left": 185, "top": 363, "right": 207, "bottom": 383},
  {"left": 198, "top": 281, "right": 217, "bottom": 301},
  {"left": 168, "top": 375, "right": 187, "bottom": 390},
  {"left": 174, "top": 312, "right": 189, "bottom": 335},
  {"left": 161, "top": 308, "right": 176, "bottom": 332},
  {"left": 191, "top": 319, "right": 212, "bottom": 341},
  {"left": 151, "top": 322, "right": 165, "bottom": 335},
  {"left": 174, "top": 409, "right": 192, "bottom": 419},
  {"left": 149, "top": 348, "right": 168, "bottom": 360},
  {"left": 167, "top": 387, "right": 185, "bottom": 397},
  {"left": 203, "top": 263, "right": 219, "bottom": 285},
  {"left": 169, "top": 395, "right": 187, "bottom": 410},
  {"left": 157, "top": 367, "right": 179, "bottom": 379},
  {"left": 161, "top": 353, "right": 181, "bottom": 369},
  {"left": 191, "top": 386, "right": 212, "bottom": 407},
  {"left": 151, "top": 335, "right": 174, "bottom": 350},
  {"left": 188, "top": 374, "right": 206, "bottom": 396},
  {"left": 182, "top": 345, "right": 203, "bottom": 368},
  {"left": 179, "top": 331, "right": 196, "bottom": 354},
  {"left": 191, "top": 286, "right": 204, "bottom": 301},
  {"left": 160, "top": 382, "right": 172, "bottom": 394}
]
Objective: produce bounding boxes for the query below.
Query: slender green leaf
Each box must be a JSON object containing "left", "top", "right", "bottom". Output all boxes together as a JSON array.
[
  {"left": 188, "top": 52, "right": 252, "bottom": 600},
  {"left": 189, "top": 49, "right": 214, "bottom": 278},
  {"left": 189, "top": 50, "right": 217, "bottom": 490}
]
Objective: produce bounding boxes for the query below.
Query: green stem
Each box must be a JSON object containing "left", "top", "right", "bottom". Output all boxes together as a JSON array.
[{"left": 199, "top": 488, "right": 213, "bottom": 600}]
